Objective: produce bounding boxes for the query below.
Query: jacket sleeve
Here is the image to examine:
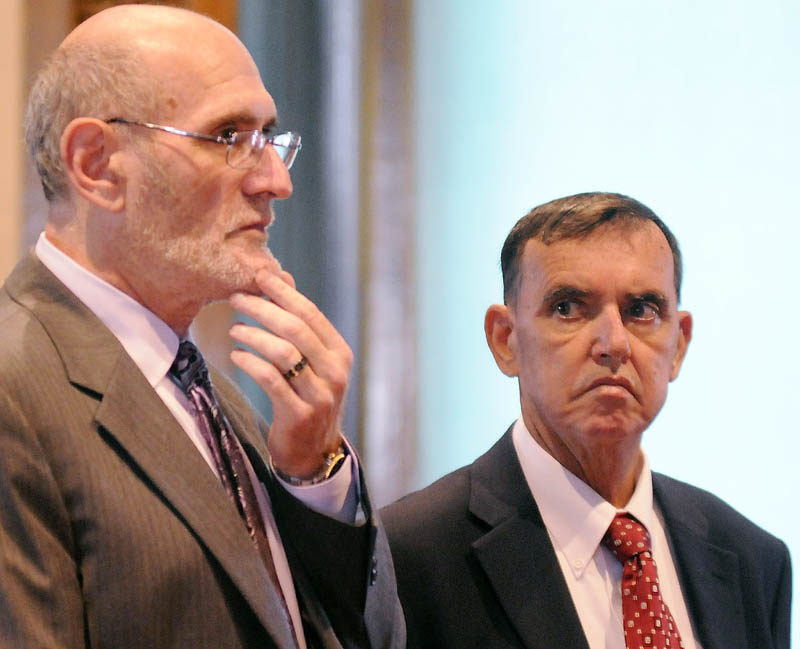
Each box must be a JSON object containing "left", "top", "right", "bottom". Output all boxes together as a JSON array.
[
  {"left": 267, "top": 463, "right": 406, "bottom": 649},
  {"left": 771, "top": 541, "right": 792, "bottom": 649},
  {"left": 0, "top": 386, "right": 86, "bottom": 649}
]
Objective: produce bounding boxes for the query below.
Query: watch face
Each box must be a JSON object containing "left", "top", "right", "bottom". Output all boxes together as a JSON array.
[{"left": 323, "top": 447, "right": 348, "bottom": 481}]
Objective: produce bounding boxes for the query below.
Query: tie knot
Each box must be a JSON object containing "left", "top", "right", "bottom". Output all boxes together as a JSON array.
[
  {"left": 170, "top": 340, "right": 210, "bottom": 395},
  {"left": 602, "top": 513, "right": 652, "bottom": 562}
]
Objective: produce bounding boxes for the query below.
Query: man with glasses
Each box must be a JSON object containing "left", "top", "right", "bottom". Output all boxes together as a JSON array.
[{"left": 0, "top": 5, "right": 403, "bottom": 649}]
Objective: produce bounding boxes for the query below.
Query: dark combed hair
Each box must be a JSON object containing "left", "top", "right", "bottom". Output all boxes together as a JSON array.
[{"left": 500, "top": 192, "right": 683, "bottom": 304}]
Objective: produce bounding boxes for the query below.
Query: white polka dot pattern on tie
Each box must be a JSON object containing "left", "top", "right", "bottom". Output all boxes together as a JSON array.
[{"left": 603, "top": 513, "right": 684, "bottom": 649}]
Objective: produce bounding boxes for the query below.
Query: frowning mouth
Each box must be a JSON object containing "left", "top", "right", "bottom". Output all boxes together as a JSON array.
[{"left": 584, "top": 376, "right": 637, "bottom": 399}]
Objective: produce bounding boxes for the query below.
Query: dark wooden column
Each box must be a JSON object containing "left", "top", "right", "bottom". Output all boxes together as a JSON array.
[{"left": 73, "top": 0, "right": 236, "bottom": 29}]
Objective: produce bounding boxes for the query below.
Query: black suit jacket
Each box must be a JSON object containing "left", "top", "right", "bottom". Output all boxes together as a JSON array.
[
  {"left": 0, "top": 254, "right": 404, "bottom": 649},
  {"left": 382, "top": 428, "right": 791, "bottom": 649}
]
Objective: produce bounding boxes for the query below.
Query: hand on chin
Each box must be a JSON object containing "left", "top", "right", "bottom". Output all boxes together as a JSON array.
[{"left": 240, "top": 251, "right": 287, "bottom": 295}]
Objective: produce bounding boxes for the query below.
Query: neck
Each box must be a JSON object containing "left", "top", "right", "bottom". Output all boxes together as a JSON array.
[
  {"left": 44, "top": 223, "right": 199, "bottom": 337},
  {"left": 525, "top": 417, "right": 643, "bottom": 508}
]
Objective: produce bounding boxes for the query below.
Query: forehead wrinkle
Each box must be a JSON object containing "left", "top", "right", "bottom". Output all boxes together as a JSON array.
[
  {"left": 127, "top": 22, "right": 267, "bottom": 124},
  {"left": 159, "top": 75, "right": 276, "bottom": 133},
  {"left": 519, "top": 234, "right": 677, "bottom": 314}
]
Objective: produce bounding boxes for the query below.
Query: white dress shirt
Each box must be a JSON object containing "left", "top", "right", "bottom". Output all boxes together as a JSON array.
[
  {"left": 36, "top": 233, "right": 359, "bottom": 649},
  {"left": 511, "top": 418, "right": 702, "bottom": 649}
]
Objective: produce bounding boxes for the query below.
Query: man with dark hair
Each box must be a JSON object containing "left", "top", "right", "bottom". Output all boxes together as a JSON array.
[
  {"left": 0, "top": 5, "right": 403, "bottom": 648},
  {"left": 383, "top": 192, "right": 791, "bottom": 649}
]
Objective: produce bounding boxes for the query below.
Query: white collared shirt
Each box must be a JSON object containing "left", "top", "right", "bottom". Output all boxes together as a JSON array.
[
  {"left": 511, "top": 418, "right": 702, "bottom": 649},
  {"left": 35, "top": 232, "right": 359, "bottom": 649}
]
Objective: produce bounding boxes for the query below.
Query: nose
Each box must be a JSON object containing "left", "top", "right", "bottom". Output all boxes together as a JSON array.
[
  {"left": 590, "top": 307, "right": 631, "bottom": 371},
  {"left": 242, "top": 143, "right": 293, "bottom": 200}
]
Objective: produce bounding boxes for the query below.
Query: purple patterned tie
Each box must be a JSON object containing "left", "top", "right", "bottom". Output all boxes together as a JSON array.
[
  {"left": 170, "top": 340, "right": 298, "bottom": 648},
  {"left": 603, "top": 513, "right": 684, "bottom": 649}
]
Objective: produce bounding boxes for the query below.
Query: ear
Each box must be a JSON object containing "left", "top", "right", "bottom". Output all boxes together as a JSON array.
[
  {"left": 485, "top": 304, "right": 519, "bottom": 377},
  {"left": 669, "top": 310, "right": 693, "bottom": 381},
  {"left": 60, "top": 117, "right": 125, "bottom": 212}
]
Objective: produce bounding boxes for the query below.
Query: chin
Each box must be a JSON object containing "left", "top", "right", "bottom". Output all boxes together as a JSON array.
[
  {"left": 240, "top": 275, "right": 263, "bottom": 296},
  {"left": 194, "top": 265, "right": 256, "bottom": 302},
  {"left": 240, "top": 247, "right": 282, "bottom": 276},
  {"left": 584, "top": 418, "right": 647, "bottom": 443},
  {"left": 205, "top": 250, "right": 278, "bottom": 296}
]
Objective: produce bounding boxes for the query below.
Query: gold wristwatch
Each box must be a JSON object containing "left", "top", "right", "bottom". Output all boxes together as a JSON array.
[{"left": 273, "top": 444, "right": 348, "bottom": 486}]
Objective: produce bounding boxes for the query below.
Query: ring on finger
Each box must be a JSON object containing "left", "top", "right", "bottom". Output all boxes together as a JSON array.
[{"left": 283, "top": 356, "right": 308, "bottom": 380}]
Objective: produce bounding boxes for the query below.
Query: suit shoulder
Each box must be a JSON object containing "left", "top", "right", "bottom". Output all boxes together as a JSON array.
[
  {"left": 0, "top": 289, "right": 59, "bottom": 382},
  {"left": 654, "top": 472, "right": 788, "bottom": 553},
  {"left": 381, "top": 464, "right": 472, "bottom": 545},
  {"left": 382, "top": 430, "right": 519, "bottom": 551}
]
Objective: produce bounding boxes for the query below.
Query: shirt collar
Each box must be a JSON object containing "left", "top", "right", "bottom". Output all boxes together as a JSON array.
[
  {"left": 35, "top": 232, "right": 179, "bottom": 387},
  {"left": 511, "top": 418, "right": 654, "bottom": 578}
]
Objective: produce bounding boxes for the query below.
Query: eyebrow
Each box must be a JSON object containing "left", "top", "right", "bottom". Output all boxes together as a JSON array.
[
  {"left": 207, "top": 111, "right": 278, "bottom": 130},
  {"left": 628, "top": 291, "right": 670, "bottom": 310},
  {"left": 543, "top": 287, "right": 672, "bottom": 311},
  {"left": 543, "top": 286, "right": 592, "bottom": 304}
]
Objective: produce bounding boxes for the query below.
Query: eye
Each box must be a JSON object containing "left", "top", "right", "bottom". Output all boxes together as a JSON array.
[
  {"left": 627, "top": 300, "right": 659, "bottom": 322},
  {"left": 553, "top": 300, "right": 583, "bottom": 319},
  {"left": 219, "top": 126, "right": 238, "bottom": 141}
]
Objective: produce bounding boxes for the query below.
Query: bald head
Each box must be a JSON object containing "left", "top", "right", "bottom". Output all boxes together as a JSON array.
[
  {"left": 25, "top": 4, "right": 253, "bottom": 202},
  {"left": 63, "top": 4, "right": 243, "bottom": 74},
  {"left": 63, "top": 4, "right": 224, "bottom": 45}
]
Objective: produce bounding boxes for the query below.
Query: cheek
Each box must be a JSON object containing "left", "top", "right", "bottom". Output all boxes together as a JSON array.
[
  {"left": 637, "top": 346, "right": 676, "bottom": 406},
  {"left": 516, "top": 334, "right": 569, "bottom": 392},
  {"left": 182, "top": 169, "right": 236, "bottom": 223}
]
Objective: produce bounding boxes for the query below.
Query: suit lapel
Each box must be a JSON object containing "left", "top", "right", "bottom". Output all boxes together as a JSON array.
[
  {"left": 654, "top": 476, "right": 747, "bottom": 649},
  {"left": 8, "top": 256, "right": 297, "bottom": 649},
  {"left": 468, "top": 433, "right": 750, "bottom": 649},
  {"left": 97, "top": 356, "right": 298, "bottom": 649},
  {"left": 468, "top": 431, "right": 590, "bottom": 649}
]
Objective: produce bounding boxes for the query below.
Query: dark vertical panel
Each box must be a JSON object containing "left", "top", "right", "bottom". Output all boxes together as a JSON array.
[
  {"left": 243, "top": 0, "right": 327, "bottom": 306},
  {"left": 238, "top": 1, "right": 362, "bottom": 449}
]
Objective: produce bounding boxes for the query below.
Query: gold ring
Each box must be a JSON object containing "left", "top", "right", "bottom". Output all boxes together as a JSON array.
[{"left": 283, "top": 356, "right": 308, "bottom": 380}]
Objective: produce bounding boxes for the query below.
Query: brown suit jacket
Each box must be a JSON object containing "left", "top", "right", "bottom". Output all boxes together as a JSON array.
[{"left": 0, "top": 254, "right": 404, "bottom": 649}]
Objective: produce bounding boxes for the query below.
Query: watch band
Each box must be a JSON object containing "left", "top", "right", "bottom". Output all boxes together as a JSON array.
[{"left": 272, "top": 443, "right": 348, "bottom": 486}]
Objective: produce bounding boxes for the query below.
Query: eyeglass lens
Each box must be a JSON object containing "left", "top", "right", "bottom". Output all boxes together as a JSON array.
[{"left": 227, "top": 131, "right": 300, "bottom": 170}]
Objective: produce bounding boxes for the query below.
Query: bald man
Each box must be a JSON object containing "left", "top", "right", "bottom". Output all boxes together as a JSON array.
[{"left": 0, "top": 5, "right": 402, "bottom": 649}]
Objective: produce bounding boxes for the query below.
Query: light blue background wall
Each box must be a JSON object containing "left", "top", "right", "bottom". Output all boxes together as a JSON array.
[{"left": 414, "top": 1, "right": 799, "bottom": 641}]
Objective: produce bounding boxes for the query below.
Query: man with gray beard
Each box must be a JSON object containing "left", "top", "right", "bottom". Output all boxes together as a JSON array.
[{"left": 0, "top": 5, "right": 403, "bottom": 649}]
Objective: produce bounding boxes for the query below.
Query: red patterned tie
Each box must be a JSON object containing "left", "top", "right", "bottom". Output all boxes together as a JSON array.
[{"left": 603, "top": 513, "right": 683, "bottom": 649}]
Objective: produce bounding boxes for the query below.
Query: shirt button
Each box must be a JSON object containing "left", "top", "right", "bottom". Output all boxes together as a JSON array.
[{"left": 573, "top": 559, "right": 584, "bottom": 569}]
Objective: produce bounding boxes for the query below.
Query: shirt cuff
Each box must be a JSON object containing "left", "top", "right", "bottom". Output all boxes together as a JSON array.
[{"left": 277, "top": 440, "right": 362, "bottom": 524}]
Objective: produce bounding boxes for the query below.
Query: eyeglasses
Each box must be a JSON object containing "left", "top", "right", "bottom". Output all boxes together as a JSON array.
[{"left": 106, "top": 118, "right": 302, "bottom": 170}]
